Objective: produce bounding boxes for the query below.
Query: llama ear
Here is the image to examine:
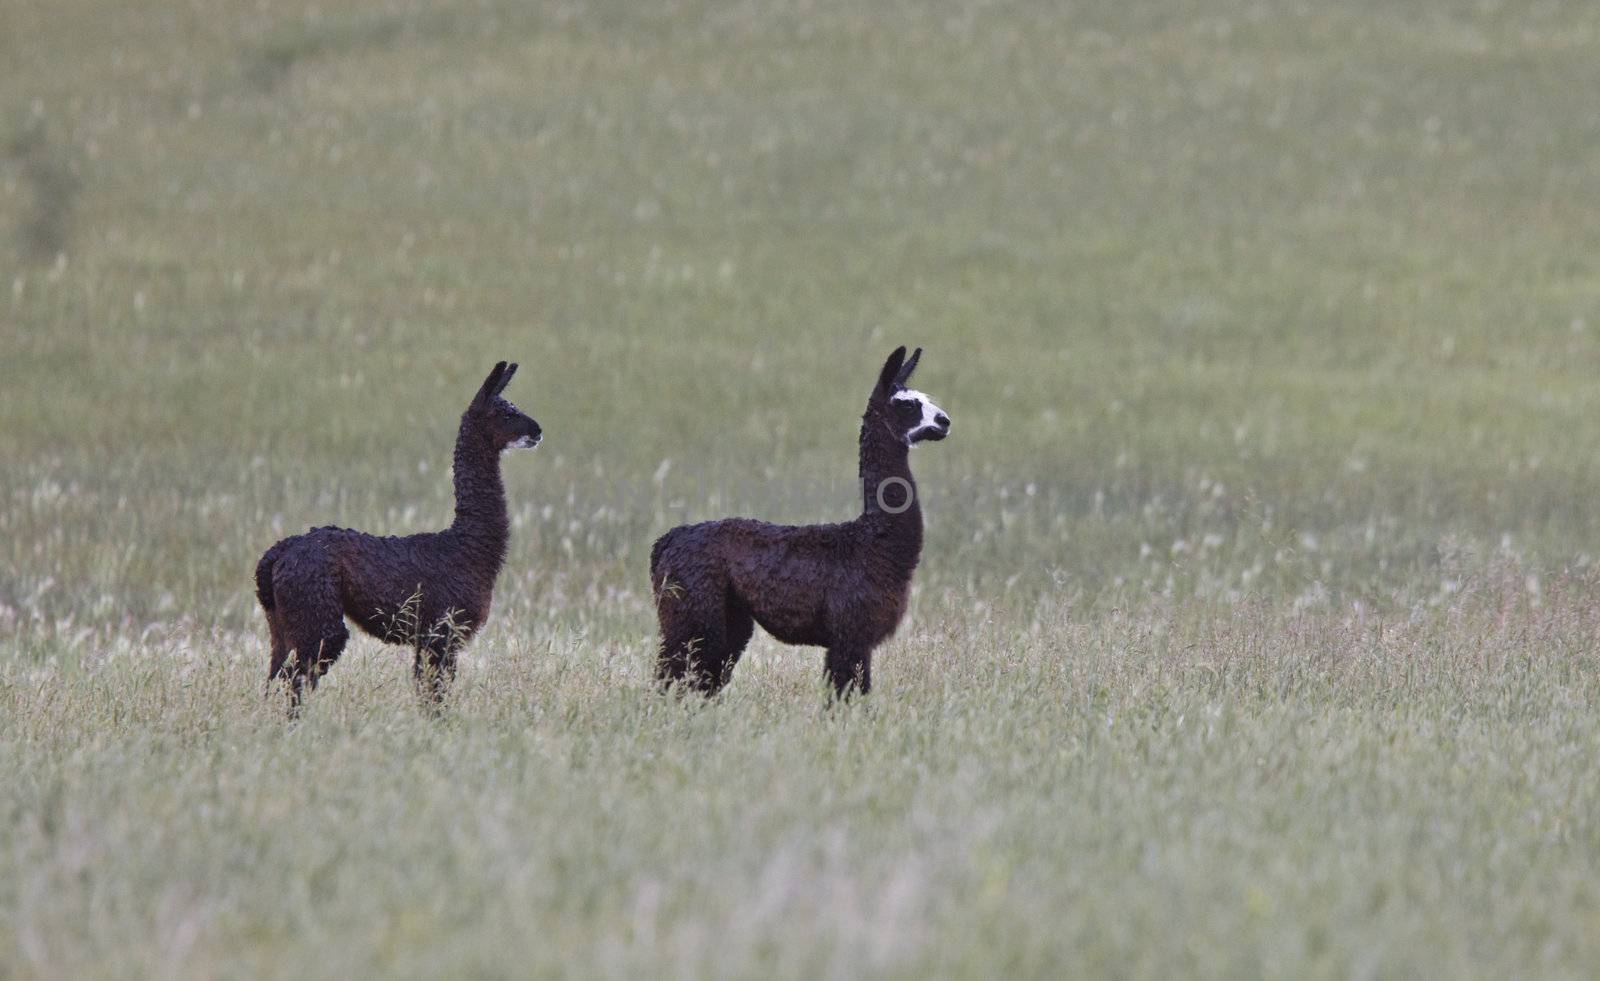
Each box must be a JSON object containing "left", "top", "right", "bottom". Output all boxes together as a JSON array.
[
  {"left": 474, "top": 361, "right": 508, "bottom": 405},
  {"left": 876, "top": 346, "right": 908, "bottom": 394},
  {"left": 894, "top": 347, "right": 922, "bottom": 387},
  {"left": 495, "top": 362, "right": 518, "bottom": 396}
]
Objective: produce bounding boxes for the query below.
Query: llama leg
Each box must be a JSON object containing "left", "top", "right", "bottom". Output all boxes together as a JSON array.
[
  {"left": 414, "top": 641, "right": 459, "bottom": 709},
  {"left": 264, "top": 610, "right": 306, "bottom": 717},
  {"left": 655, "top": 573, "right": 730, "bottom": 694},
  {"left": 265, "top": 610, "right": 290, "bottom": 694},
  {"left": 685, "top": 608, "right": 732, "bottom": 695},
  {"left": 660, "top": 619, "right": 729, "bottom": 695},
  {"left": 300, "top": 627, "right": 349, "bottom": 695},
  {"left": 824, "top": 645, "right": 872, "bottom": 698},
  {"left": 296, "top": 625, "right": 350, "bottom": 698},
  {"left": 655, "top": 626, "right": 692, "bottom": 690},
  {"left": 282, "top": 622, "right": 349, "bottom": 715},
  {"left": 654, "top": 574, "right": 695, "bottom": 689},
  {"left": 658, "top": 612, "right": 728, "bottom": 695},
  {"left": 273, "top": 564, "right": 349, "bottom": 716},
  {"left": 720, "top": 604, "right": 755, "bottom": 688}
]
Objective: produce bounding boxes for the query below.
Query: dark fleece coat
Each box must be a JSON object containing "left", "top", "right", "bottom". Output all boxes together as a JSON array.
[
  {"left": 255, "top": 361, "right": 540, "bottom": 712},
  {"left": 650, "top": 346, "right": 950, "bottom": 697}
]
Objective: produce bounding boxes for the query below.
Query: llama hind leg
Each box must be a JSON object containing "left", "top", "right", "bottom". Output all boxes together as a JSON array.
[
  {"left": 658, "top": 618, "right": 730, "bottom": 695},
  {"left": 654, "top": 567, "right": 732, "bottom": 693},
  {"left": 279, "top": 620, "right": 348, "bottom": 715},
  {"left": 688, "top": 607, "right": 739, "bottom": 695},
  {"left": 413, "top": 640, "right": 459, "bottom": 709},
  {"left": 265, "top": 609, "right": 290, "bottom": 694},
  {"left": 272, "top": 565, "right": 349, "bottom": 715},
  {"left": 824, "top": 644, "right": 872, "bottom": 698},
  {"left": 719, "top": 605, "right": 755, "bottom": 687},
  {"left": 656, "top": 595, "right": 731, "bottom": 695},
  {"left": 655, "top": 628, "right": 692, "bottom": 690},
  {"left": 300, "top": 627, "right": 353, "bottom": 697},
  {"left": 653, "top": 568, "right": 692, "bottom": 689}
]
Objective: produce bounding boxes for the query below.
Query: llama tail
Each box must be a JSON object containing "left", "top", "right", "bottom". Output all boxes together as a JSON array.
[
  {"left": 255, "top": 540, "right": 289, "bottom": 611},
  {"left": 646, "top": 528, "right": 678, "bottom": 582},
  {"left": 649, "top": 528, "right": 681, "bottom": 594},
  {"left": 649, "top": 533, "right": 670, "bottom": 578}
]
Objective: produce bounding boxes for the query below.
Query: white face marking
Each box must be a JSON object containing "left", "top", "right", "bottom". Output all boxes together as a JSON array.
[
  {"left": 892, "top": 389, "right": 949, "bottom": 444},
  {"left": 507, "top": 434, "right": 541, "bottom": 451}
]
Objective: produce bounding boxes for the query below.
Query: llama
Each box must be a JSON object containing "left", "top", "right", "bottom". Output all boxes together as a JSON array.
[
  {"left": 650, "top": 346, "right": 950, "bottom": 697},
  {"left": 255, "top": 361, "right": 541, "bottom": 712}
]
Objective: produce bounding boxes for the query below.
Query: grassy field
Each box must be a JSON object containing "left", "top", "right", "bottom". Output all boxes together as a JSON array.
[{"left": 5, "top": 0, "right": 1600, "bottom": 976}]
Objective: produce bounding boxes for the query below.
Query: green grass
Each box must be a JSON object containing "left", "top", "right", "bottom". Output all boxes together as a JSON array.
[{"left": 4, "top": 0, "right": 1600, "bottom": 976}]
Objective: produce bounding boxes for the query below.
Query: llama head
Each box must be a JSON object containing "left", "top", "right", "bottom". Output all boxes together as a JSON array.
[
  {"left": 467, "top": 361, "right": 542, "bottom": 452},
  {"left": 874, "top": 346, "right": 950, "bottom": 446}
]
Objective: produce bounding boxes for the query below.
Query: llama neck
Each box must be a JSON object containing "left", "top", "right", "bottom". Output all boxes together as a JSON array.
[
  {"left": 858, "top": 411, "right": 923, "bottom": 542},
  {"left": 449, "top": 423, "right": 509, "bottom": 553}
]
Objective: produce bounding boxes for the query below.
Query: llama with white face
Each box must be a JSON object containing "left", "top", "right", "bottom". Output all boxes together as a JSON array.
[
  {"left": 650, "top": 346, "right": 952, "bottom": 697},
  {"left": 890, "top": 387, "right": 952, "bottom": 446}
]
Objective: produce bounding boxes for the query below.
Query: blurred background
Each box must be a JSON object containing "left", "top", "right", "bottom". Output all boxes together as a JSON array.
[{"left": 4, "top": 0, "right": 1600, "bottom": 646}]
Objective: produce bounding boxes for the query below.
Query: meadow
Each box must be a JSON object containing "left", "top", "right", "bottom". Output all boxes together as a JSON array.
[{"left": 4, "top": 0, "right": 1600, "bottom": 976}]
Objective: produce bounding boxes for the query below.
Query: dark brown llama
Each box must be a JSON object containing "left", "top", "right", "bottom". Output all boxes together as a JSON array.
[
  {"left": 650, "top": 346, "right": 951, "bottom": 697},
  {"left": 255, "top": 361, "right": 541, "bottom": 713}
]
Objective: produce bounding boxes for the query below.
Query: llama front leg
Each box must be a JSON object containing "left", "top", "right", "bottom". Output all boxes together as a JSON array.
[{"left": 824, "top": 644, "right": 872, "bottom": 698}]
